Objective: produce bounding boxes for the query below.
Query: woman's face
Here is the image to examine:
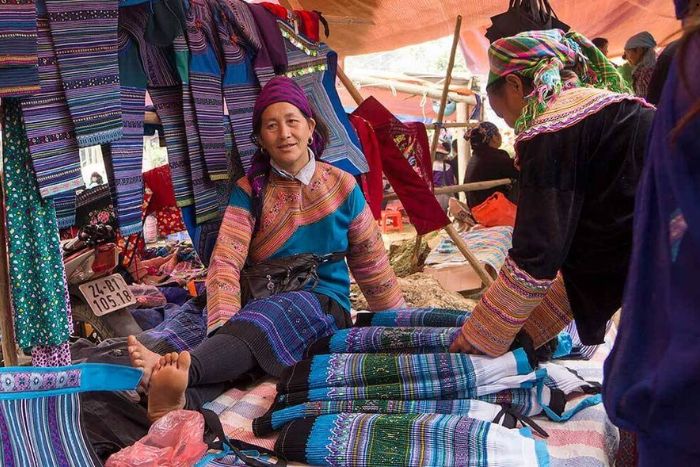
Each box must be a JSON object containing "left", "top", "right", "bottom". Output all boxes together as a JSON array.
[
  {"left": 488, "top": 132, "right": 503, "bottom": 149},
  {"left": 625, "top": 47, "right": 645, "bottom": 66},
  {"left": 487, "top": 75, "right": 528, "bottom": 129},
  {"left": 258, "top": 102, "right": 316, "bottom": 174}
]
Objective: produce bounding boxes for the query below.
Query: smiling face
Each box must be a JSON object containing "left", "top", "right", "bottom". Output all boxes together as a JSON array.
[
  {"left": 258, "top": 102, "right": 316, "bottom": 175},
  {"left": 487, "top": 75, "right": 529, "bottom": 129}
]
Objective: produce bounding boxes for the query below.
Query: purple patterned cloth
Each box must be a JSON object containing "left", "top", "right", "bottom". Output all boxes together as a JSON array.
[{"left": 44, "top": 0, "right": 122, "bottom": 147}]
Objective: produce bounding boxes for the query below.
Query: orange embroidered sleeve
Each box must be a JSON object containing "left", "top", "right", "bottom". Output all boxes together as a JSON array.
[
  {"left": 205, "top": 185, "right": 254, "bottom": 334},
  {"left": 347, "top": 206, "right": 405, "bottom": 311}
]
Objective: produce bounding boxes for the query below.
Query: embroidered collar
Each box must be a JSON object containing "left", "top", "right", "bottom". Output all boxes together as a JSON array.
[
  {"left": 270, "top": 149, "right": 316, "bottom": 185},
  {"left": 514, "top": 87, "right": 653, "bottom": 166}
]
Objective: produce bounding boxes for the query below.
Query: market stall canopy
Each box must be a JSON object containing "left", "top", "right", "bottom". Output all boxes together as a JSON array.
[{"left": 278, "top": 0, "right": 680, "bottom": 72}]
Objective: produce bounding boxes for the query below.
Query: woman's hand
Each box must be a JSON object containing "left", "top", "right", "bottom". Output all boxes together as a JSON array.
[{"left": 449, "top": 331, "right": 485, "bottom": 355}]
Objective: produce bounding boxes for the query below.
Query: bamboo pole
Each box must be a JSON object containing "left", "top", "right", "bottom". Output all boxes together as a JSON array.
[
  {"left": 383, "top": 178, "right": 512, "bottom": 201},
  {"left": 0, "top": 105, "right": 18, "bottom": 366},
  {"left": 336, "top": 66, "right": 364, "bottom": 107},
  {"left": 456, "top": 102, "right": 469, "bottom": 202},
  {"left": 429, "top": 15, "right": 462, "bottom": 161},
  {"left": 445, "top": 224, "right": 494, "bottom": 286}
]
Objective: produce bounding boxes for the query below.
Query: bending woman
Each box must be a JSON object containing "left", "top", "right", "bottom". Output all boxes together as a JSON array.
[
  {"left": 129, "top": 76, "right": 405, "bottom": 421},
  {"left": 450, "top": 30, "right": 654, "bottom": 356}
]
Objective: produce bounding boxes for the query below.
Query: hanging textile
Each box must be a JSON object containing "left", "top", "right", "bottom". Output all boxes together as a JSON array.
[
  {"left": 185, "top": 0, "right": 228, "bottom": 181},
  {"left": 120, "top": 5, "right": 196, "bottom": 208},
  {"left": 19, "top": 18, "right": 83, "bottom": 199},
  {"left": 44, "top": 0, "right": 122, "bottom": 147},
  {"left": 2, "top": 98, "right": 72, "bottom": 350},
  {"left": 349, "top": 114, "right": 384, "bottom": 219},
  {"left": 0, "top": 363, "right": 141, "bottom": 467},
  {"left": 217, "top": 1, "right": 262, "bottom": 172},
  {"left": 274, "top": 413, "right": 549, "bottom": 466},
  {"left": 107, "top": 31, "right": 147, "bottom": 235},
  {"left": 52, "top": 189, "right": 77, "bottom": 229},
  {"left": 179, "top": 4, "right": 221, "bottom": 224},
  {"left": 352, "top": 97, "right": 450, "bottom": 235},
  {"left": 284, "top": 39, "right": 369, "bottom": 175},
  {"left": 248, "top": 2, "right": 287, "bottom": 79},
  {"left": 0, "top": 1, "right": 40, "bottom": 97}
]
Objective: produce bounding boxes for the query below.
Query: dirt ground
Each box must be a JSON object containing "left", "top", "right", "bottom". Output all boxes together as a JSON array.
[{"left": 351, "top": 222, "right": 475, "bottom": 311}]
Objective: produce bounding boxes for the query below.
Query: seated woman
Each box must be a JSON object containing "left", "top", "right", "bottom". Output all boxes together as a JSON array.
[
  {"left": 464, "top": 122, "right": 518, "bottom": 210},
  {"left": 129, "top": 76, "right": 405, "bottom": 421},
  {"left": 450, "top": 29, "right": 654, "bottom": 357}
]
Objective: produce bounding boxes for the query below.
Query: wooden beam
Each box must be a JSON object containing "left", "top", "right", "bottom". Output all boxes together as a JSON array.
[
  {"left": 425, "top": 121, "right": 479, "bottom": 130},
  {"left": 383, "top": 178, "right": 512, "bottom": 201}
]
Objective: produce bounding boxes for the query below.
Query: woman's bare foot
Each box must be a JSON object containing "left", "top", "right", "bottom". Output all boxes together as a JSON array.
[
  {"left": 147, "top": 351, "right": 190, "bottom": 422},
  {"left": 127, "top": 335, "right": 161, "bottom": 389}
]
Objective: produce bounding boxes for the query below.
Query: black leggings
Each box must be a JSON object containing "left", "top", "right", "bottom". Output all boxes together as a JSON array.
[
  {"left": 183, "top": 293, "right": 350, "bottom": 409},
  {"left": 184, "top": 333, "right": 257, "bottom": 409}
]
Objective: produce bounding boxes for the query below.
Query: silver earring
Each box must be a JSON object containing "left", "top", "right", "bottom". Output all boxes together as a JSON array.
[{"left": 308, "top": 137, "right": 313, "bottom": 144}]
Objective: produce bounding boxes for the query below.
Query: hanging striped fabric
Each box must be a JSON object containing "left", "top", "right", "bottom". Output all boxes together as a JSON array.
[
  {"left": 44, "top": 0, "right": 122, "bottom": 147},
  {"left": 0, "top": 1, "right": 40, "bottom": 96}
]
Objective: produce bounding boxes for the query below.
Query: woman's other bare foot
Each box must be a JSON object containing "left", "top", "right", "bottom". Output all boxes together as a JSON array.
[
  {"left": 147, "top": 351, "right": 190, "bottom": 422},
  {"left": 127, "top": 335, "right": 162, "bottom": 390}
]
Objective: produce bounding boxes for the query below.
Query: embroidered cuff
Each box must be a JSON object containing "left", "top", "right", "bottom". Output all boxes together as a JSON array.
[
  {"left": 461, "top": 257, "right": 553, "bottom": 356},
  {"left": 522, "top": 275, "right": 574, "bottom": 348}
]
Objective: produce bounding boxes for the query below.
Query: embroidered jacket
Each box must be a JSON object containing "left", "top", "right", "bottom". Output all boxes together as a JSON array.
[
  {"left": 462, "top": 87, "right": 655, "bottom": 356},
  {"left": 206, "top": 161, "right": 404, "bottom": 333}
]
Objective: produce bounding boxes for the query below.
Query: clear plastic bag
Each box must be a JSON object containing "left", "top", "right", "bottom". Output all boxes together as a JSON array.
[{"left": 106, "top": 410, "right": 208, "bottom": 467}]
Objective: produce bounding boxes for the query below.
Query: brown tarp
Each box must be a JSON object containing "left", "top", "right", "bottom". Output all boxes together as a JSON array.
[{"left": 277, "top": 0, "right": 680, "bottom": 72}]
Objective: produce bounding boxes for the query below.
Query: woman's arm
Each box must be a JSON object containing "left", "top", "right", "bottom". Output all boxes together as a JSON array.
[
  {"left": 205, "top": 184, "right": 255, "bottom": 334},
  {"left": 346, "top": 187, "right": 405, "bottom": 311},
  {"left": 453, "top": 132, "right": 584, "bottom": 356}
]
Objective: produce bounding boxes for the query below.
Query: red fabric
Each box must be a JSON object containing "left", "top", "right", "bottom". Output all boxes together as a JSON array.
[
  {"left": 295, "top": 10, "right": 320, "bottom": 42},
  {"left": 404, "top": 122, "right": 434, "bottom": 190},
  {"left": 349, "top": 114, "right": 383, "bottom": 220},
  {"left": 156, "top": 206, "right": 186, "bottom": 237},
  {"left": 352, "top": 97, "right": 449, "bottom": 235},
  {"left": 260, "top": 2, "right": 288, "bottom": 20},
  {"left": 260, "top": 3, "right": 320, "bottom": 42},
  {"left": 142, "top": 165, "right": 178, "bottom": 214}
]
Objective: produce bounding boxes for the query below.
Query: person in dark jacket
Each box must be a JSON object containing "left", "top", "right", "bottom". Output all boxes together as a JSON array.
[{"left": 464, "top": 122, "right": 518, "bottom": 209}]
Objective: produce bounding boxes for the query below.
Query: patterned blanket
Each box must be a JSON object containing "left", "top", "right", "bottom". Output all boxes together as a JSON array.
[
  {"left": 425, "top": 226, "right": 513, "bottom": 273},
  {"left": 203, "top": 324, "right": 619, "bottom": 466}
]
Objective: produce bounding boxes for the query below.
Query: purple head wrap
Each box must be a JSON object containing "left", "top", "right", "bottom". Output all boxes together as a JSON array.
[{"left": 247, "top": 76, "right": 326, "bottom": 226}]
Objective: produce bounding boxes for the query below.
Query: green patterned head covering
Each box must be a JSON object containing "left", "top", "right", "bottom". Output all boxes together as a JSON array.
[{"left": 487, "top": 29, "right": 631, "bottom": 132}]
